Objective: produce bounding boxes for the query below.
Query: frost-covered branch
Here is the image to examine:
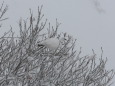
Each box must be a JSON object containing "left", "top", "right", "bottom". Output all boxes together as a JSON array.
[{"left": 0, "top": 5, "right": 114, "bottom": 86}]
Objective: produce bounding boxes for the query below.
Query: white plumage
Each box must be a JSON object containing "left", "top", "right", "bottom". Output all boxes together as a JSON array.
[{"left": 40, "top": 37, "right": 65, "bottom": 51}]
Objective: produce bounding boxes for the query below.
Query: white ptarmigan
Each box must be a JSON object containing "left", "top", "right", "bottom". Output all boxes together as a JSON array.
[{"left": 39, "top": 37, "right": 66, "bottom": 51}]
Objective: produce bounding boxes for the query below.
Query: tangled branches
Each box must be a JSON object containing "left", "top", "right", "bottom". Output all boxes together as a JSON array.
[{"left": 0, "top": 5, "right": 114, "bottom": 86}]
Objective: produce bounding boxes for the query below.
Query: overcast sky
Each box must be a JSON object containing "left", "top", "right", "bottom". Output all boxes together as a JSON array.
[{"left": 1, "top": 0, "right": 115, "bottom": 84}]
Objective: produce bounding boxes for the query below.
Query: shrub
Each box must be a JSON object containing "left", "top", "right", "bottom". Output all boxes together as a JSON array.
[{"left": 0, "top": 4, "right": 114, "bottom": 86}]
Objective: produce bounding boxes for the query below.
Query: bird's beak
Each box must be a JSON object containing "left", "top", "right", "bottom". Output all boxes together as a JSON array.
[{"left": 38, "top": 44, "right": 44, "bottom": 46}]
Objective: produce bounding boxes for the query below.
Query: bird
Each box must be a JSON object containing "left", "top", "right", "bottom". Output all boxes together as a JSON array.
[{"left": 38, "top": 37, "right": 66, "bottom": 51}]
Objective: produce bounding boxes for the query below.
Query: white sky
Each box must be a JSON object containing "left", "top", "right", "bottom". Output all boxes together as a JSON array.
[{"left": 0, "top": 0, "right": 115, "bottom": 85}]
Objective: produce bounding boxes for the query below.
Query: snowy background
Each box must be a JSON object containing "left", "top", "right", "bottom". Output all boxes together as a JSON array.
[{"left": 0, "top": 0, "right": 115, "bottom": 85}]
